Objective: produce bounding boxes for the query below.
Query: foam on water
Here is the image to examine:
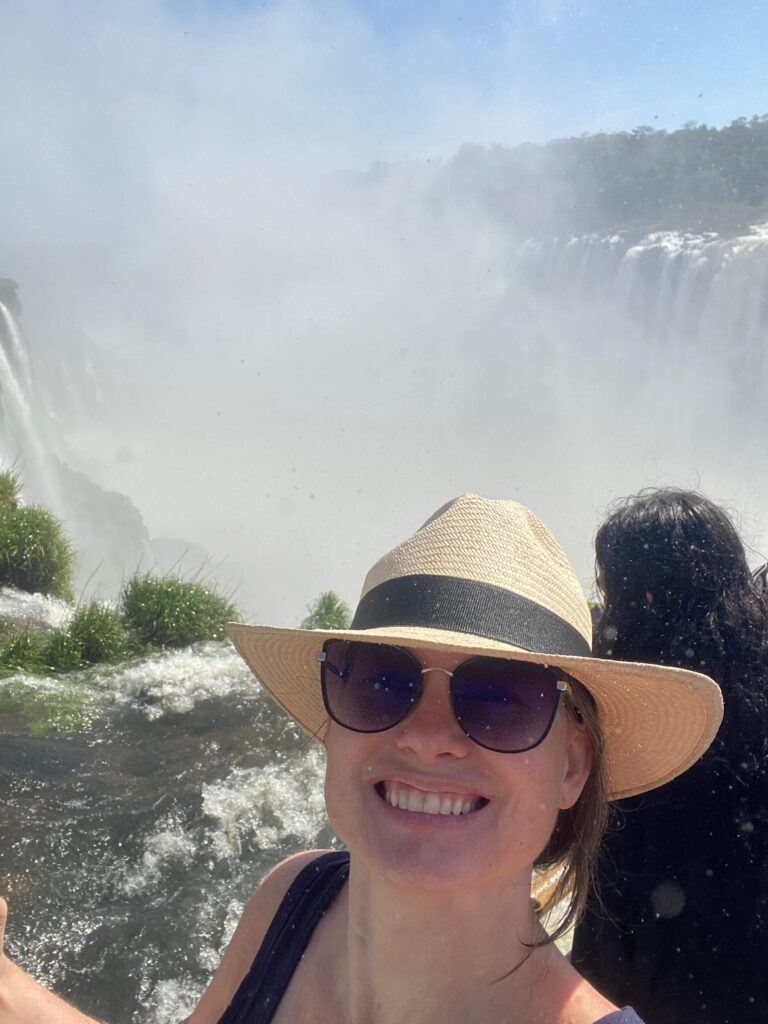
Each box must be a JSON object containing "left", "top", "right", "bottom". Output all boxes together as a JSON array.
[
  {"left": 0, "top": 586, "right": 72, "bottom": 629},
  {"left": 94, "top": 641, "right": 256, "bottom": 717},
  {"left": 1, "top": 633, "right": 330, "bottom": 1024},
  {"left": 139, "top": 978, "right": 200, "bottom": 1024},
  {"left": 202, "top": 744, "right": 329, "bottom": 858},
  {"left": 120, "top": 814, "right": 198, "bottom": 896}
]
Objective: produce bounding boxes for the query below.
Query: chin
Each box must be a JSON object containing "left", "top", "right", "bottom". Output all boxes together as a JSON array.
[
  {"left": 368, "top": 840, "right": 497, "bottom": 892},
  {"left": 327, "top": 786, "right": 537, "bottom": 894}
]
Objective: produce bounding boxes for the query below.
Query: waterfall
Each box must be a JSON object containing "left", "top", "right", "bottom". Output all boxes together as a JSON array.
[
  {"left": 514, "top": 225, "right": 768, "bottom": 374},
  {"left": 0, "top": 296, "right": 62, "bottom": 512},
  {"left": 0, "top": 285, "right": 196, "bottom": 600}
]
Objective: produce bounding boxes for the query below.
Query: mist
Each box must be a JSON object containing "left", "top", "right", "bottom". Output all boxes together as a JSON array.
[{"left": 2, "top": 1, "right": 768, "bottom": 625}]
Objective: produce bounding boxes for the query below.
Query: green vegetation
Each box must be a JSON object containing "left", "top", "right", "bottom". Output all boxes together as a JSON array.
[
  {"left": 451, "top": 115, "right": 768, "bottom": 238},
  {"left": 120, "top": 573, "right": 238, "bottom": 648},
  {"left": 0, "top": 627, "right": 47, "bottom": 675},
  {"left": 0, "top": 576, "right": 237, "bottom": 682},
  {"left": 0, "top": 468, "right": 238, "bottom": 684},
  {"left": 301, "top": 591, "right": 351, "bottom": 630},
  {"left": 0, "top": 468, "right": 21, "bottom": 511},
  {"left": 66, "top": 600, "right": 130, "bottom": 665},
  {"left": 0, "top": 501, "right": 75, "bottom": 601},
  {"left": 41, "top": 628, "right": 85, "bottom": 673},
  {"left": 0, "top": 471, "right": 239, "bottom": 738},
  {"left": 0, "top": 601, "right": 130, "bottom": 677}
]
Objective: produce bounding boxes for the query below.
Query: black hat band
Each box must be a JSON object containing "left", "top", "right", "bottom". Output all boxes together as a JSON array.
[{"left": 350, "top": 574, "right": 592, "bottom": 657}]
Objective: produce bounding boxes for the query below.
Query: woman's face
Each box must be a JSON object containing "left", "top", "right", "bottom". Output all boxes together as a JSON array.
[{"left": 323, "top": 645, "right": 592, "bottom": 892}]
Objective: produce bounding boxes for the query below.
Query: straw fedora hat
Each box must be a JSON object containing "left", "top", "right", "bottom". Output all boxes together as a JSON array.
[{"left": 228, "top": 493, "right": 723, "bottom": 800}]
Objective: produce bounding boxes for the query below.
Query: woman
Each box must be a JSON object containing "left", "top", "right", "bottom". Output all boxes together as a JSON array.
[
  {"left": 0, "top": 493, "right": 722, "bottom": 1023},
  {"left": 572, "top": 488, "right": 768, "bottom": 1024}
]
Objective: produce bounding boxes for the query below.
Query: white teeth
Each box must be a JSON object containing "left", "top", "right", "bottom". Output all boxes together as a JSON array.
[
  {"left": 382, "top": 782, "right": 481, "bottom": 817},
  {"left": 423, "top": 793, "right": 442, "bottom": 814}
]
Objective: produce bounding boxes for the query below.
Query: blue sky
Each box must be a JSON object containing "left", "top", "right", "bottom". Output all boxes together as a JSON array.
[
  {"left": 352, "top": 0, "right": 768, "bottom": 150},
  {"left": 166, "top": 0, "right": 768, "bottom": 160}
]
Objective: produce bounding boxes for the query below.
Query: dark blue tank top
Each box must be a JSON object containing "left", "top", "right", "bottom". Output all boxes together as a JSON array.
[{"left": 217, "top": 851, "right": 645, "bottom": 1024}]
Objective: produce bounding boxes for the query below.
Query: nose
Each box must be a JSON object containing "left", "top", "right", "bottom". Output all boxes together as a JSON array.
[{"left": 393, "top": 668, "right": 471, "bottom": 762}]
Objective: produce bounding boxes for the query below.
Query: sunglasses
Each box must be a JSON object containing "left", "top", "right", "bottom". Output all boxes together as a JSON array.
[{"left": 318, "top": 640, "right": 575, "bottom": 754}]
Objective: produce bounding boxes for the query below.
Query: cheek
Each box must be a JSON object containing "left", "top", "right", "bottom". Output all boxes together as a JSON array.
[
  {"left": 323, "top": 724, "right": 375, "bottom": 844},
  {"left": 323, "top": 728, "right": 349, "bottom": 827},
  {"left": 498, "top": 723, "right": 573, "bottom": 816}
]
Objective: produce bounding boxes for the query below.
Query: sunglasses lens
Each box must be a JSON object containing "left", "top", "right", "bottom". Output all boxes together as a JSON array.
[
  {"left": 321, "top": 640, "right": 420, "bottom": 733},
  {"left": 451, "top": 658, "right": 563, "bottom": 752}
]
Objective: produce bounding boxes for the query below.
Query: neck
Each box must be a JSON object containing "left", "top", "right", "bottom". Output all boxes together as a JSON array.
[{"left": 339, "top": 861, "right": 554, "bottom": 1024}]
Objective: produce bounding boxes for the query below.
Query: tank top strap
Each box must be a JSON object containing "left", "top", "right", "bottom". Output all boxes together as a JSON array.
[{"left": 218, "top": 850, "right": 350, "bottom": 1024}]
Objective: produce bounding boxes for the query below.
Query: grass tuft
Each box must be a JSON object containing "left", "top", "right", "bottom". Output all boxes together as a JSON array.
[
  {"left": 67, "top": 601, "right": 130, "bottom": 665},
  {"left": 0, "top": 468, "right": 22, "bottom": 512},
  {"left": 120, "top": 573, "right": 238, "bottom": 648},
  {"left": 0, "top": 629, "right": 47, "bottom": 676},
  {"left": 0, "top": 504, "right": 75, "bottom": 601},
  {"left": 41, "top": 629, "right": 84, "bottom": 673},
  {"left": 0, "top": 603, "right": 131, "bottom": 675}
]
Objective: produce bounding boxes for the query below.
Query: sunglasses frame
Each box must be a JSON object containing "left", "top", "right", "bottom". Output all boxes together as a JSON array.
[{"left": 317, "top": 640, "right": 575, "bottom": 754}]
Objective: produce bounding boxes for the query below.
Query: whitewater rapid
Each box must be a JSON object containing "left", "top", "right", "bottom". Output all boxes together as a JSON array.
[{"left": 0, "top": 642, "right": 333, "bottom": 1023}]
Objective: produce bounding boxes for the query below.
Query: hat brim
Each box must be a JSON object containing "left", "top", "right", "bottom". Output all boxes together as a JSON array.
[{"left": 227, "top": 622, "right": 723, "bottom": 800}]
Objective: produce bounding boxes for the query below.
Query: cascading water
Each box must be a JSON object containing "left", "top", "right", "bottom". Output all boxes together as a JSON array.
[
  {"left": 513, "top": 226, "right": 768, "bottom": 393},
  {"left": 0, "top": 295, "right": 63, "bottom": 514},
  {"left": 1, "top": 645, "right": 334, "bottom": 1023},
  {"left": 0, "top": 286, "right": 199, "bottom": 599}
]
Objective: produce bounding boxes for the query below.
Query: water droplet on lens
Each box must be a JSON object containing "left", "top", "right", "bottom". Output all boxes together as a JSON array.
[{"left": 651, "top": 881, "right": 686, "bottom": 919}]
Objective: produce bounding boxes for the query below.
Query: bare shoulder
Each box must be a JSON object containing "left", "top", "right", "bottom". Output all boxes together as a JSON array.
[{"left": 187, "top": 849, "right": 334, "bottom": 1024}]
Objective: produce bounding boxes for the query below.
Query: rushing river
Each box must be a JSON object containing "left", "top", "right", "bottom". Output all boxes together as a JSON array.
[{"left": 0, "top": 642, "right": 334, "bottom": 1023}]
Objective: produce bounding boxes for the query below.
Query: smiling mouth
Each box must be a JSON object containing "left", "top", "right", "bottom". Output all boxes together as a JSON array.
[{"left": 375, "top": 781, "right": 489, "bottom": 817}]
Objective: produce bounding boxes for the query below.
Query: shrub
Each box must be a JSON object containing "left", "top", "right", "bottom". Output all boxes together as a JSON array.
[
  {"left": 120, "top": 573, "right": 238, "bottom": 648},
  {"left": 0, "top": 468, "right": 21, "bottom": 512},
  {"left": 0, "top": 504, "right": 75, "bottom": 601},
  {"left": 301, "top": 591, "right": 351, "bottom": 630},
  {"left": 0, "top": 629, "right": 47, "bottom": 675},
  {"left": 41, "top": 628, "right": 84, "bottom": 673},
  {"left": 67, "top": 600, "right": 130, "bottom": 665},
  {"left": 0, "top": 603, "right": 131, "bottom": 676}
]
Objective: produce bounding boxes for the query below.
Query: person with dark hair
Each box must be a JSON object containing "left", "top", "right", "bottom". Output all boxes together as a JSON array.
[{"left": 572, "top": 487, "right": 768, "bottom": 1024}]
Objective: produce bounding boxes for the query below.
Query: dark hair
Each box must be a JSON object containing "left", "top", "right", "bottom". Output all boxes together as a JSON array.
[
  {"left": 595, "top": 488, "right": 768, "bottom": 716},
  {"left": 577, "top": 489, "right": 768, "bottom": 1017}
]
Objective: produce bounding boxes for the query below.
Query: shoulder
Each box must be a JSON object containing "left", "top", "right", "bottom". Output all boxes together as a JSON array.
[
  {"left": 187, "top": 849, "right": 334, "bottom": 1024},
  {"left": 246, "top": 848, "right": 334, "bottom": 920}
]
